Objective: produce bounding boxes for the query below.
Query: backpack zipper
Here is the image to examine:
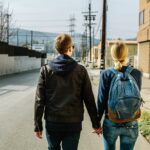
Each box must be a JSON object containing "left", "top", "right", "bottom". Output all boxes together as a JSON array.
[{"left": 117, "top": 110, "right": 121, "bottom": 119}]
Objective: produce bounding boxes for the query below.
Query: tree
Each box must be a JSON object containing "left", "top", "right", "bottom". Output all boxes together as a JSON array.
[
  {"left": 0, "top": 2, "right": 15, "bottom": 43},
  {"left": 0, "top": 2, "right": 7, "bottom": 42}
]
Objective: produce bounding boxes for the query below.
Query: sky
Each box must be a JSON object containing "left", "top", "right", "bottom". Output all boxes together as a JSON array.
[{"left": 1, "top": 0, "right": 139, "bottom": 39}]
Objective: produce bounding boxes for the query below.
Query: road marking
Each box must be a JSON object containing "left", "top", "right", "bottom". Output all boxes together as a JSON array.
[
  {"left": 0, "top": 85, "right": 30, "bottom": 91},
  {"left": 0, "top": 90, "right": 8, "bottom": 95}
]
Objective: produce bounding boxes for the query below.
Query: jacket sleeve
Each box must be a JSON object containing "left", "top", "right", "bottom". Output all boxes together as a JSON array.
[
  {"left": 139, "top": 72, "right": 142, "bottom": 91},
  {"left": 97, "top": 71, "right": 108, "bottom": 123},
  {"left": 34, "top": 66, "right": 46, "bottom": 132},
  {"left": 135, "top": 71, "right": 142, "bottom": 91},
  {"left": 82, "top": 68, "right": 100, "bottom": 129}
]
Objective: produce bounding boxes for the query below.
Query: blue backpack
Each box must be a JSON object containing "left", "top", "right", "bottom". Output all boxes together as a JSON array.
[{"left": 108, "top": 66, "right": 142, "bottom": 123}]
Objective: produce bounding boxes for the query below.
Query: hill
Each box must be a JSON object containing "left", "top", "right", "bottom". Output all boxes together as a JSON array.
[{"left": 9, "top": 28, "right": 100, "bottom": 55}]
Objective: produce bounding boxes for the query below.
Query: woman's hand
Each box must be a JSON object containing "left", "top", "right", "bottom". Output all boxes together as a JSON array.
[{"left": 92, "top": 128, "right": 103, "bottom": 137}]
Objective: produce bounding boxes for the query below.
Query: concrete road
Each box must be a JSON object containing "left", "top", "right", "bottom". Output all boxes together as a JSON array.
[
  {"left": 0, "top": 70, "right": 47, "bottom": 150},
  {"left": 0, "top": 70, "right": 101, "bottom": 150},
  {"left": 0, "top": 69, "right": 149, "bottom": 150}
]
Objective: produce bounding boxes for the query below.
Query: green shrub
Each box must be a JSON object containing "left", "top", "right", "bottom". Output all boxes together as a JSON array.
[{"left": 139, "top": 111, "right": 150, "bottom": 143}]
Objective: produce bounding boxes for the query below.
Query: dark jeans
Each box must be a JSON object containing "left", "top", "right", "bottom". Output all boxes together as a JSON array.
[
  {"left": 45, "top": 129, "right": 81, "bottom": 150},
  {"left": 103, "top": 119, "right": 139, "bottom": 150}
]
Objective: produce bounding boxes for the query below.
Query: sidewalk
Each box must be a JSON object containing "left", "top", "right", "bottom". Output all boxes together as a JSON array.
[
  {"left": 141, "top": 78, "right": 150, "bottom": 112},
  {"left": 88, "top": 68, "right": 150, "bottom": 150}
]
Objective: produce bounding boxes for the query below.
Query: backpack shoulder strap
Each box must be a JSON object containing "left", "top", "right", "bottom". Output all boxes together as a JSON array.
[
  {"left": 44, "top": 64, "right": 51, "bottom": 73},
  {"left": 43, "top": 64, "right": 53, "bottom": 87},
  {"left": 125, "top": 65, "right": 141, "bottom": 92},
  {"left": 125, "top": 65, "right": 134, "bottom": 74},
  {"left": 109, "top": 67, "right": 119, "bottom": 75}
]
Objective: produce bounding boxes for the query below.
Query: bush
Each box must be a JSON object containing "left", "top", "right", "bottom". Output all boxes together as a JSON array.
[{"left": 139, "top": 111, "right": 150, "bottom": 143}]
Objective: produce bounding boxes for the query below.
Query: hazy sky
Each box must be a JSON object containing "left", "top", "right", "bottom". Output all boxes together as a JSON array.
[{"left": 1, "top": 0, "right": 139, "bottom": 39}]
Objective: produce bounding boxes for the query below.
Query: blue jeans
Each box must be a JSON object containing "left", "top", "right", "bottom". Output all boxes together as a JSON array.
[
  {"left": 103, "top": 119, "right": 139, "bottom": 150},
  {"left": 45, "top": 129, "right": 80, "bottom": 150}
]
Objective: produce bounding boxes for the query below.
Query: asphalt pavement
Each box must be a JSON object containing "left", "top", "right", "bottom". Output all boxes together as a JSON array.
[{"left": 0, "top": 69, "right": 149, "bottom": 150}]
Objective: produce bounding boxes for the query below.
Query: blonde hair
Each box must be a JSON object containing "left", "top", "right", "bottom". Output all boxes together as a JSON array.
[
  {"left": 55, "top": 34, "right": 72, "bottom": 54},
  {"left": 111, "top": 41, "right": 128, "bottom": 70}
]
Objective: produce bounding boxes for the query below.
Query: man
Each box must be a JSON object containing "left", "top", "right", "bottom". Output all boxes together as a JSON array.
[{"left": 34, "top": 34, "right": 101, "bottom": 150}]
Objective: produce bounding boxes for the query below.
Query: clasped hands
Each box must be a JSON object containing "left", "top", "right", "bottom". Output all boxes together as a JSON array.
[{"left": 92, "top": 127, "right": 103, "bottom": 137}]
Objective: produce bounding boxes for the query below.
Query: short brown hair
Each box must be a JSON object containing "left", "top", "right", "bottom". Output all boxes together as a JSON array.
[{"left": 55, "top": 34, "right": 72, "bottom": 54}]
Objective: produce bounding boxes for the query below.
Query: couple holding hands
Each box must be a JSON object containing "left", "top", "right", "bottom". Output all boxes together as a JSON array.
[{"left": 34, "top": 34, "right": 142, "bottom": 150}]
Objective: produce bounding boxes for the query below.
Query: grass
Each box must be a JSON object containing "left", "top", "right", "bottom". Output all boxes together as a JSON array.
[{"left": 139, "top": 111, "right": 150, "bottom": 143}]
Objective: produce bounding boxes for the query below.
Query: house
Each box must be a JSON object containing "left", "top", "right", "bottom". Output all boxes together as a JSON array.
[
  {"left": 90, "top": 40, "right": 137, "bottom": 68},
  {"left": 137, "top": 0, "right": 150, "bottom": 78},
  {"left": 105, "top": 40, "right": 137, "bottom": 68}
]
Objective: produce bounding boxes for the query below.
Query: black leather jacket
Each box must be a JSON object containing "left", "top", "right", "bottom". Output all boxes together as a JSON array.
[{"left": 34, "top": 64, "right": 100, "bottom": 132}]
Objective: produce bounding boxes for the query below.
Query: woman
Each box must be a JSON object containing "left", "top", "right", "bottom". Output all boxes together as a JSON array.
[{"left": 97, "top": 42, "right": 142, "bottom": 150}]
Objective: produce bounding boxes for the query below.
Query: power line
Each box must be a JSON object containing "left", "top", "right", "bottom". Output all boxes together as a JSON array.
[
  {"left": 19, "top": 25, "right": 68, "bottom": 28},
  {"left": 94, "top": 0, "right": 103, "bottom": 38},
  {"left": 95, "top": 15, "right": 102, "bottom": 38},
  {"left": 16, "top": 19, "right": 69, "bottom": 22},
  {"left": 11, "top": 34, "right": 57, "bottom": 38},
  {"left": 69, "top": 15, "right": 76, "bottom": 38}
]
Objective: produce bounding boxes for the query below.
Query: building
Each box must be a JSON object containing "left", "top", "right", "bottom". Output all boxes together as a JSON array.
[
  {"left": 105, "top": 40, "right": 138, "bottom": 68},
  {"left": 90, "top": 40, "right": 137, "bottom": 68},
  {"left": 137, "top": 0, "right": 150, "bottom": 78},
  {"left": 87, "top": 44, "right": 101, "bottom": 68},
  {"left": 32, "top": 44, "right": 45, "bottom": 52}
]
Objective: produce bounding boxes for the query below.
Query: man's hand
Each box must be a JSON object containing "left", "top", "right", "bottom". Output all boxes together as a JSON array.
[
  {"left": 35, "top": 131, "right": 43, "bottom": 139},
  {"left": 92, "top": 128, "right": 103, "bottom": 137}
]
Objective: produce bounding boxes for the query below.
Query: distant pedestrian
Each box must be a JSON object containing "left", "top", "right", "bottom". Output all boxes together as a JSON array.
[
  {"left": 34, "top": 34, "right": 101, "bottom": 150},
  {"left": 97, "top": 41, "right": 142, "bottom": 150}
]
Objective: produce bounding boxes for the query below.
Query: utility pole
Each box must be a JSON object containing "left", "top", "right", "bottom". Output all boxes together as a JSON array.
[
  {"left": 31, "top": 30, "right": 33, "bottom": 50},
  {"left": 89, "top": 3, "right": 92, "bottom": 62},
  {"left": 81, "top": 34, "right": 85, "bottom": 60},
  {"left": 69, "top": 15, "right": 76, "bottom": 57},
  {"left": 82, "top": 2, "right": 97, "bottom": 62},
  {"left": 93, "top": 27, "right": 95, "bottom": 66},
  {"left": 85, "top": 25, "right": 88, "bottom": 62},
  {"left": 17, "top": 29, "right": 19, "bottom": 46},
  {"left": 81, "top": 26, "right": 88, "bottom": 62},
  {"left": 6, "top": 13, "right": 11, "bottom": 44},
  {"left": 69, "top": 15, "right": 76, "bottom": 38},
  {"left": 82, "top": 25, "right": 88, "bottom": 63},
  {"left": 26, "top": 33, "right": 28, "bottom": 48},
  {"left": 100, "top": 0, "right": 107, "bottom": 70}
]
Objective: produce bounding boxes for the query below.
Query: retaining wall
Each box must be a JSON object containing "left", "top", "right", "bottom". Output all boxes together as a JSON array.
[{"left": 0, "top": 42, "right": 46, "bottom": 76}]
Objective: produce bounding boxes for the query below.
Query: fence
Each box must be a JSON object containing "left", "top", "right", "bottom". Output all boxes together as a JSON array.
[{"left": 0, "top": 42, "right": 46, "bottom": 76}]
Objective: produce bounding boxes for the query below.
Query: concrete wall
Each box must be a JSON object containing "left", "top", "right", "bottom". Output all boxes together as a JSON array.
[
  {"left": 138, "top": 42, "right": 150, "bottom": 78},
  {"left": 0, "top": 54, "right": 41, "bottom": 76}
]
